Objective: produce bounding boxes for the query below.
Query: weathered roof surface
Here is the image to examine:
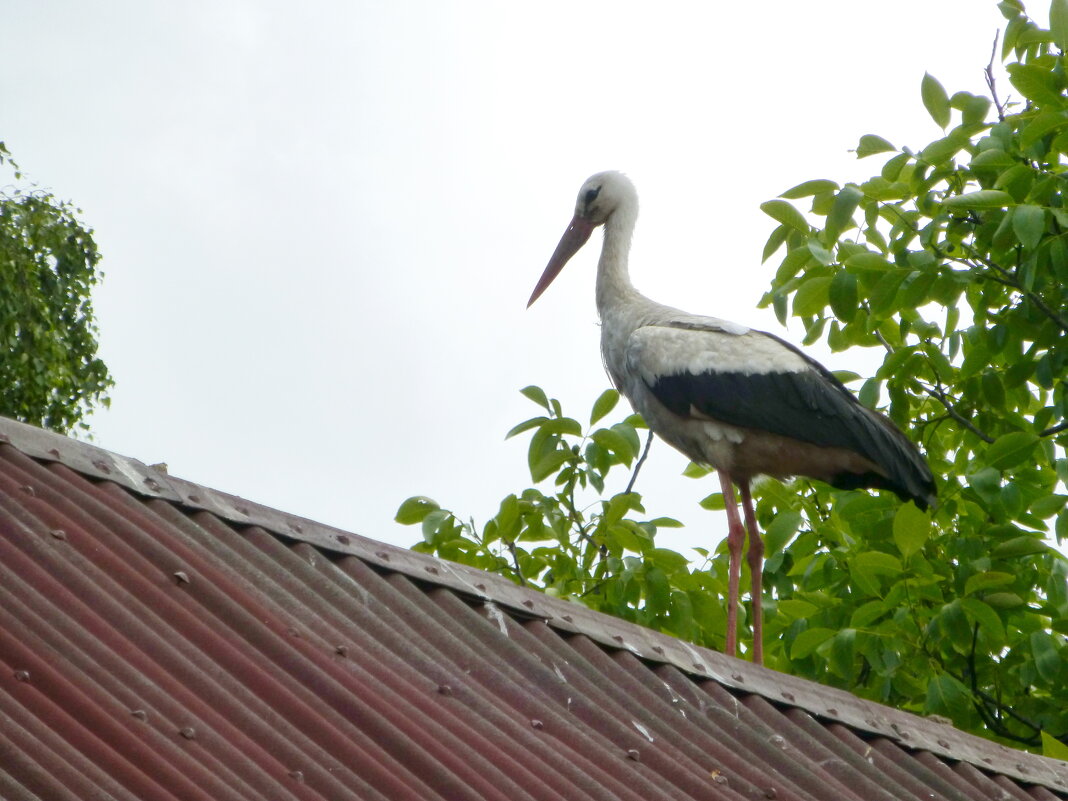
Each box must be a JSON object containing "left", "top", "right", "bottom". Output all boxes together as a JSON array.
[{"left": 0, "top": 415, "right": 1065, "bottom": 801}]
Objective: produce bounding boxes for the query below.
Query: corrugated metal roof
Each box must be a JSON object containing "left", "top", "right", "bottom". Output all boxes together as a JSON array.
[{"left": 0, "top": 414, "right": 1065, "bottom": 801}]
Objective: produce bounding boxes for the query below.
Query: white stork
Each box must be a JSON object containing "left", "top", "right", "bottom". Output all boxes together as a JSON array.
[{"left": 527, "top": 171, "right": 936, "bottom": 664}]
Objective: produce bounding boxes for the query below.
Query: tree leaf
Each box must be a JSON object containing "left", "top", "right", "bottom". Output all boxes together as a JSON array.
[
  {"left": 892, "top": 502, "right": 931, "bottom": 559},
  {"left": 395, "top": 496, "right": 440, "bottom": 524},
  {"left": 589, "top": 388, "right": 619, "bottom": 425},
  {"left": 1031, "top": 631, "right": 1061, "bottom": 682},
  {"left": 984, "top": 430, "right": 1040, "bottom": 470},
  {"left": 790, "top": 627, "right": 837, "bottom": 659},
  {"left": 519, "top": 385, "right": 551, "bottom": 411},
  {"left": 921, "top": 72, "right": 951, "bottom": 128},
  {"left": 781, "top": 179, "right": 839, "bottom": 199},
  {"left": 942, "top": 190, "right": 1016, "bottom": 210},
  {"left": 760, "top": 199, "right": 809, "bottom": 233},
  {"left": 856, "top": 134, "right": 895, "bottom": 158},
  {"left": 1011, "top": 204, "right": 1045, "bottom": 249}
]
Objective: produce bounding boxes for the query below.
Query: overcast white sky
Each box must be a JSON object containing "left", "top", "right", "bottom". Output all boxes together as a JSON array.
[{"left": 6, "top": 1, "right": 1015, "bottom": 553}]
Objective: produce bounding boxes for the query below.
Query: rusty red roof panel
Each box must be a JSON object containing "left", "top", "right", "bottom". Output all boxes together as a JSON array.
[{"left": 0, "top": 416, "right": 1065, "bottom": 800}]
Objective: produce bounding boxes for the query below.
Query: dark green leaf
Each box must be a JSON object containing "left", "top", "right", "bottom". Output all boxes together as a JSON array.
[
  {"left": 1031, "top": 631, "right": 1061, "bottom": 682},
  {"left": 828, "top": 269, "right": 858, "bottom": 322},
  {"left": 790, "top": 627, "right": 837, "bottom": 659},
  {"left": 519, "top": 385, "right": 551, "bottom": 411},
  {"left": 984, "top": 431, "right": 1040, "bottom": 470}
]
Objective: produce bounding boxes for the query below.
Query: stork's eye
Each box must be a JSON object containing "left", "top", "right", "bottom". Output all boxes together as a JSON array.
[{"left": 584, "top": 186, "right": 601, "bottom": 205}]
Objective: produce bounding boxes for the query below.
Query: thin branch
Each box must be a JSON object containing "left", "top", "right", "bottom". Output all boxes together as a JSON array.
[
  {"left": 986, "top": 31, "right": 1007, "bottom": 121},
  {"left": 624, "top": 429, "right": 655, "bottom": 494},
  {"left": 954, "top": 253, "right": 1068, "bottom": 334},
  {"left": 917, "top": 379, "right": 996, "bottom": 444},
  {"left": 1040, "top": 420, "right": 1068, "bottom": 437},
  {"left": 504, "top": 541, "right": 527, "bottom": 586}
]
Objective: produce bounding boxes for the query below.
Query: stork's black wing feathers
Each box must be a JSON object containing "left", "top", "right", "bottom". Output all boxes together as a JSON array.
[{"left": 647, "top": 327, "right": 936, "bottom": 509}]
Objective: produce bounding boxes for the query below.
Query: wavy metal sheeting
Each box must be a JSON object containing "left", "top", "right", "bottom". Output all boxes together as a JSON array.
[{"left": 0, "top": 417, "right": 1065, "bottom": 801}]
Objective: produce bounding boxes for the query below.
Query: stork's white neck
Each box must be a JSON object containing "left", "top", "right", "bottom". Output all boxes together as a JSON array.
[{"left": 595, "top": 197, "right": 640, "bottom": 317}]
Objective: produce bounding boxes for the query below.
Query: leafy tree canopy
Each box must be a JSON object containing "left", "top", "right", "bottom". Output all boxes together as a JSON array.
[
  {"left": 399, "top": 0, "right": 1068, "bottom": 755},
  {"left": 0, "top": 141, "right": 112, "bottom": 432}
]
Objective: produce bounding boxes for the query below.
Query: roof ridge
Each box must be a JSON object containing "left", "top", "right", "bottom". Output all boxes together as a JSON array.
[{"left": 3, "top": 415, "right": 1066, "bottom": 792}]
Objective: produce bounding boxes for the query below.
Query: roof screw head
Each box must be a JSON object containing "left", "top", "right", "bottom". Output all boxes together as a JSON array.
[
  {"left": 692, "top": 663, "right": 705, "bottom": 672},
  {"left": 522, "top": 599, "right": 534, "bottom": 608},
  {"left": 236, "top": 506, "right": 249, "bottom": 516},
  {"left": 47, "top": 448, "right": 60, "bottom": 458},
  {"left": 335, "top": 645, "right": 348, "bottom": 657},
  {"left": 188, "top": 494, "right": 201, "bottom": 504},
  {"left": 982, "top": 756, "right": 993, "bottom": 764},
  {"left": 50, "top": 528, "right": 67, "bottom": 540},
  {"left": 290, "top": 523, "right": 303, "bottom": 534},
  {"left": 781, "top": 691, "right": 795, "bottom": 702},
  {"left": 179, "top": 727, "right": 196, "bottom": 740},
  {"left": 626, "top": 749, "right": 640, "bottom": 761},
  {"left": 1015, "top": 763, "right": 1028, "bottom": 773},
  {"left": 20, "top": 485, "right": 35, "bottom": 496},
  {"left": 731, "top": 673, "right": 745, "bottom": 683},
  {"left": 375, "top": 551, "right": 391, "bottom": 561},
  {"left": 937, "top": 738, "right": 949, "bottom": 748},
  {"left": 13, "top": 670, "right": 30, "bottom": 682},
  {"left": 764, "top": 787, "right": 777, "bottom": 799},
  {"left": 131, "top": 709, "right": 148, "bottom": 721},
  {"left": 561, "top": 614, "right": 573, "bottom": 623},
  {"left": 173, "top": 571, "right": 191, "bottom": 585},
  {"left": 612, "top": 635, "right": 624, "bottom": 644},
  {"left": 425, "top": 566, "right": 439, "bottom": 575},
  {"left": 651, "top": 645, "right": 664, "bottom": 655},
  {"left": 475, "top": 583, "right": 486, "bottom": 592},
  {"left": 92, "top": 459, "right": 111, "bottom": 474},
  {"left": 437, "top": 684, "right": 452, "bottom": 696},
  {"left": 143, "top": 478, "right": 160, "bottom": 491},
  {"left": 531, "top": 719, "right": 544, "bottom": 729},
  {"left": 826, "top": 708, "right": 839, "bottom": 716},
  {"left": 288, "top": 770, "right": 305, "bottom": 783},
  {"left": 336, "top": 534, "right": 350, "bottom": 545}
]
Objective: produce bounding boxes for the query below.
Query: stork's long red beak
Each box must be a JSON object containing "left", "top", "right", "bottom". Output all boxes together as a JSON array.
[{"left": 527, "top": 215, "right": 597, "bottom": 307}]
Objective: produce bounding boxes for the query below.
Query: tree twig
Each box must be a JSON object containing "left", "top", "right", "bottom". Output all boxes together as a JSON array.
[
  {"left": 625, "top": 429, "right": 655, "bottom": 494},
  {"left": 917, "top": 379, "right": 995, "bottom": 444},
  {"left": 986, "top": 31, "right": 1007, "bottom": 121}
]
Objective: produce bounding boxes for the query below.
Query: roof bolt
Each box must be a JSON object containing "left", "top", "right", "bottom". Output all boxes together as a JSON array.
[
  {"left": 236, "top": 506, "right": 249, "bottom": 516},
  {"left": 336, "top": 534, "right": 350, "bottom": 545},
  {"left": 335, "top": 645, "right": 348, "bottom": 657},
  {"left": 13, "top": 670, "right": 30, "bottom": 682},
  {"left": 188, "top": 494, "right": 201, "bottom": 504},
  {"left": 865, "top": 719, "right": 878, "bottom": 727},
  {"left": 764, "top": 788, "right": 777, "bottom": 799},
  {"left": 50, "top": 528, "right": 67, "bottom": 540},
  {"left": 288, "top": 770, "right": 305, "bottom": 783},
  {"left": 781, "top": 691, "right": 795, "bottom": 702},
  {"left": 731, "top": 673, "right": 745, "bottom": 683},
  {"left": 437, "top": 684, "right": 452, "bottom": 696},
  {"left": 692, "top": 663, "right": 705, "bottom": 672},
  {"left": 47, "top": 448, "right": 60, "bottom": 458},
  {"left": 287, "top": 628, "right": 301, "bottom": 638},
  {"left": 131, "top": 709, "right": 148, "bottom": 721},
  {"left": 522, "top": 599, "right": 534, "bottom": 608},
  {"left": 20, "top": 485, "right": 35, "bottom": 496},
  {"left": 92, "top": 459, "right": 111, "bottom": 474},
  {"left": 425, "top": 566, "right": 439, "bottom": 575},
  {"left": 475, "top": 583, "right": 486, "bottom": 592},
  {"left": 143, "top": 478, "right": 160, "bottom": 491},
  {"left": 173, "top": 571, "right": 191, "bottom": 585},
  {"left": 290, "top": 523, "right": 303, "bottom": 534},
  {"left": 982, "top": 757, "right": 993, "bottom": 764},
  {"left": 651, "top": 645, "right": 664, "bottom": 654},
  {"left": 561, "top": 614, "right": 573, "bottom": 623},
  {"left": 826, "top": 708, "right": 839, "bottom": 716},
  {"left": 179, "top": 727, "right": 196, "bottom": 740},
  {"left": 1015, "top": 763, "right": 1028, "bottom": 773},
  {"left": 626, "top": 749, "right": 640, "bottom": 761},
  {"left": 613, "top": 635, "right": 624, "bottom": 644},
  {"left": 531, "top": 719, "right": 544, "bottom": 729},
  {"left": 937, "top": 738, "right": 949, "bottom": 748},
  {"left": 376, "top": 551, "right": 391, "bottom": 561},
  {"left": 769, "top": 734, "right": 787, "bottom": 749}
]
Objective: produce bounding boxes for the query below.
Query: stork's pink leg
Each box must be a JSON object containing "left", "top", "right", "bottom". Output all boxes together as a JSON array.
[
  {"left": 740, "top": 483, "right": 764, "bottom": 666},
  {"left": 718, "top": 472, "right": 746, "bottom": 658}
]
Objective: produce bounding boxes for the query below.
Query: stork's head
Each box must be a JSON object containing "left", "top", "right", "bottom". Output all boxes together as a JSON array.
[{"left": 527, "top": 171, "right": 636, "bottom": 307}]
